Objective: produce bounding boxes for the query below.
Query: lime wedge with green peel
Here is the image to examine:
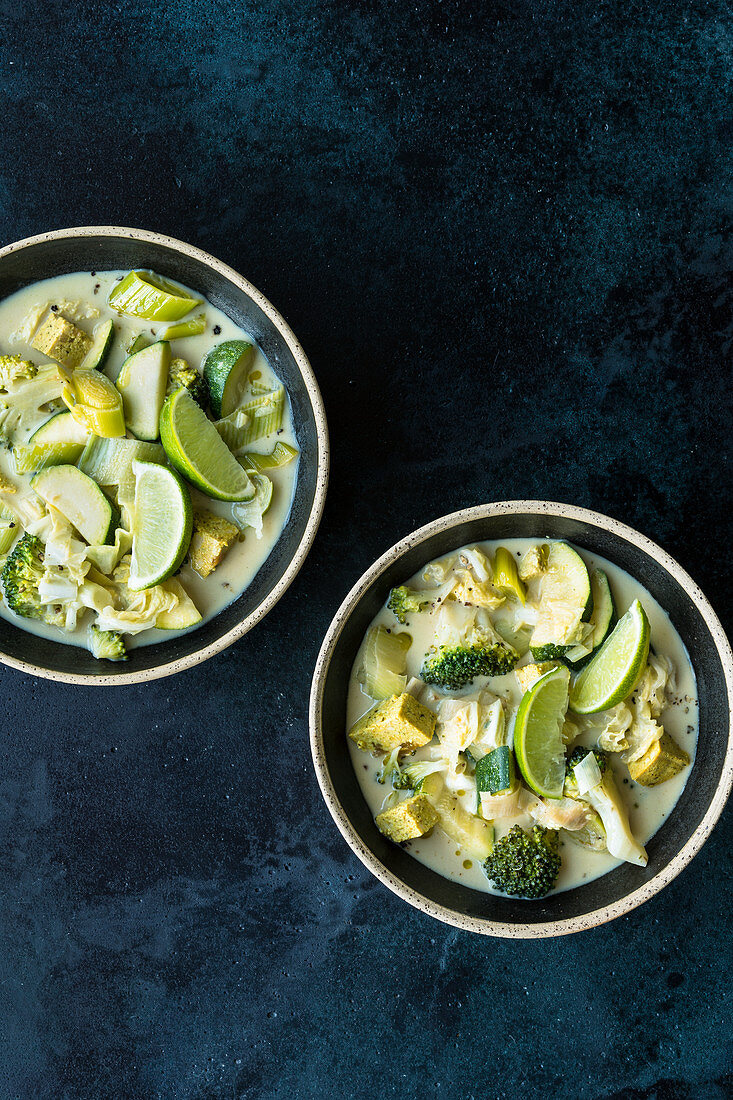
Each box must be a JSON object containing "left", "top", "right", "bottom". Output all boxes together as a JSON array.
[
  {"left": 128, "top": 461, "right": 193, "bottom": 590},
  {"left": 569, "top": 599, "right": 650, "bottom": 714},
  {"left": 514, "top": 665, "right": 570, "bottom": 798},
  {"left": 203, "top": 340, "right": 255, "bottom": 418},
  {"left": 108, "top": 271, "right": 200, "bottom": 322},
  {"left": 159, "top": 387, "right": 255, "bottom": 501}
]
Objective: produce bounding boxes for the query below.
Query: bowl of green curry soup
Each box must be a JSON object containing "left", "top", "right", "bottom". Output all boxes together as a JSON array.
[
  {"left": 310, "top": 502, "right": 733, "bottom": 937},
  {"left": 0, "top": 226, "right": 328, "bottom": 683}
]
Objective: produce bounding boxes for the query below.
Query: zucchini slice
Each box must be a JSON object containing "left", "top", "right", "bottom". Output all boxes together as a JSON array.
[
  {"left": 29, "top": 411, "right": 89, "bottom": 447},
  {"left": 31, "top": 464, "right": 119, "bottom": 545},
  {"left": 81, "top": 318, "right": 115, "bottom": 371},
  {"left": 115, "top": 340, "right": 170, "bottom": 440},
  {"left": 566, "top": 569, "right": 615, "bottom": 666}
]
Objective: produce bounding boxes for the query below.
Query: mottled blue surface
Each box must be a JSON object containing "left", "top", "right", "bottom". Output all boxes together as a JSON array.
[{"left": 0, "top": 2, "right": 731, "bottom": 1097}]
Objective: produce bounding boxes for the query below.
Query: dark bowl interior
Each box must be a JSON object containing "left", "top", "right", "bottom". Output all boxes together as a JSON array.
[
  {"left": 319, "top": 510, "right": 731, "bottom": 928},
  {"left": 0, "top": 230, "right": 323, "bottom": 680}
]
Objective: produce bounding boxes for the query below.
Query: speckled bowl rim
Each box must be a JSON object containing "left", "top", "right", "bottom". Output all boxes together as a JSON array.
[
  {"left": 309, "top": 501, "right": 733, "bottom": 938},
  {"left": 0, "top": 225, "right": 329, "bottom": 686}
]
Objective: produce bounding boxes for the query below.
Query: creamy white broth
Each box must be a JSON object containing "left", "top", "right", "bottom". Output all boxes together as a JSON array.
[
  {"left": 347, "top": 539, "right": 699, "bottom": 896},
  {"left": 0, "top": 270, "right": 298, "bottom": 651}
]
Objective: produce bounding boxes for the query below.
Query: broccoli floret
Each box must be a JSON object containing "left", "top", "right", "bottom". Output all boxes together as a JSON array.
[
  {"left": 421, "top": 642, "right": 516, "bottom": 690},
  {"left": 1, "top": 533, "right": 64, "bottom": 626},
  {"left": 483, "top": 824, "right": 561, "bottom": 898},
  {"left": 89, "top": 624, "right": 128, "bottom": 662},
  {"left": 167, "top": 358, "right": 209, "bottom": 410},
  {"left": 565, "top": 745, "right": 609, "bottom": 780},
  {"left": 387, "top": 585, "right": 430, "bottom": 624},
  {"left": 0, "top": 355, "right": 37, "bottom": 389},
  {"left": 392, "top": 759, "right": 447, "bottom": 790}
]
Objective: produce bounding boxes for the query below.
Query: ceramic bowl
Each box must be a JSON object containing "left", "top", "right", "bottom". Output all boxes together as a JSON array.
[
  {"left": 0, "top": 226, "right": 328, "bottom": 684},
  {"left": 310, "top": 501, "right": 733, "bottom": 937}
]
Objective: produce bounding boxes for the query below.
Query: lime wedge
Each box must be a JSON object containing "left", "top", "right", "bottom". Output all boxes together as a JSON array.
[
  {"left": 514, "top": 665, "right": 570, "bottom": 798},
  {"left": 159, "top": 388, "right": 255, "bottom": 502},
  {"left": 128, "top": 461, "right": 193, "bottom": 590},
  {"left": 203, "top": 340, "right": 255, "bottom": 418},
  {"left": 569, "top": 599, "right": 650, "bottom": 714},
  {"left": 108, "top": 271, "right": 200, "bottom": 321}
]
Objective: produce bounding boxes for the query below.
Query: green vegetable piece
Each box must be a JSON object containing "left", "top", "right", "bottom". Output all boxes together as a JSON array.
[
  {"left": 80, "top": 318, "right": 115, "bottom": 371},
  {"left": 166, "top": 357, "right": 209, "bottom": 410},
  {"left": 78, "top": 435, "right": 167, "bottom": 497},
  {"left": 564, "top": 747, "right": 647, "bottom": 866},
  {"left": 89, "top": 624, "right": 128, "bottom": 661},
  {"left": 29, "top": 411, "right": 89, "bottom": 447},
  {"left": 231, "top": 473, "right": 273, "bottom": 535},
  {"left": 1, "top": 533, "right": 65, "bottom": 626},
  {"left": 126, "top": 333, "right": 149, "bottom": 355},
  {"left": 0, "top": 356, "right": 37, "bottom": 387},
  {"left": 492, "top": 546, "right": 526, "bottom": 604},
  {"left": 387, "top": 585, "right": 430, "bottom": 625},
  {"left": 475, "top": 745, "right": 515, "bottom": 795},
  {"left": 565, "top": 569, "right": 616, "bottom": 666},
  {"left": 116, "top": 341, "right": 171, "bottom": 441},
  {"left": 213, "top": 387, "right": 285, "bottom": 452},
  {"left": 0, "top": 503, "right": 19, "bottom": 556},
  {"left": 203, "top": 340, "right": 255, "bottom": 418},
  {"left": 483, "top": 824, "right": 561, "bottom": 898},
  {"left": 31, "top": 465, "right": 119, "bottom": 546},
  {"left": 162, "top": 313, "right": 207, "bottom": 341},
  {"left": 108, "top": 271, "right": 200, "bottom": 321},
  {"left": 529, "top": 541, "right": 592, "bottom": 651},
  {"left": 419, "top": 772, "right": 494, "bottom": 860},
  {"left": 13, "top": 441, "right": 85, "bottom": 474},
  {"left": 239, "top": 442, "right": 298, "bottom": 473},
  {"left": 421, "top": 641, "right": 516, "bottom": 690},
  {"left": 358, "top": 625, "right": 412, "bottom": 700}
]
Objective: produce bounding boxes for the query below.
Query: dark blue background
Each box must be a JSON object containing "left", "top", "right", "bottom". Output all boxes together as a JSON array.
[{"left": 0, "top": 2, "right": 731, "bottom": 1097}]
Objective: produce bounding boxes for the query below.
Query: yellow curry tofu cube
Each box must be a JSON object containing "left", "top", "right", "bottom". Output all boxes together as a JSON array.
[
  {"left": 31, "top": 313, "right": 92, "bottom": 369},
  {"left": 348, "top": 692, "right": 437, "bottom": 754},
  {"left": 188, "top": 510, "right": 239, "bottom": 578},
  {"left": 376, "top": 794, "right": 439, "bottom": 843},
  {"left": 628, "top": 731, "right": 690, "bottom": 786}
]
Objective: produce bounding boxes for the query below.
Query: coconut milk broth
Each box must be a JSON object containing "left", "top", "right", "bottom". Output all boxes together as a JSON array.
[
  {"left": 0, "top": 270, "right": 298, "bottom": 650},
  {"left": 347, "top": 539, "right": 699, "bottom": 896}
]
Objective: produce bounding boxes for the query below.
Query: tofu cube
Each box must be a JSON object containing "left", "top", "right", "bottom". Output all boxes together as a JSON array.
[
  {"left": 376, "top": 794, "right": 439, "bottom": 843},
  {"left": 188, "top": 510, "right": 239, "bottom": 578},
  {"left": 348, "top": 692, "right": 436, "bottom": 754},
  {"left": 628, "top": 730, "right": 690, "bottom": 786},
  {"left": 32, "top": 313, "right": 92, "bottom": 369}
]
